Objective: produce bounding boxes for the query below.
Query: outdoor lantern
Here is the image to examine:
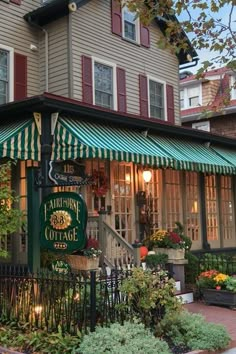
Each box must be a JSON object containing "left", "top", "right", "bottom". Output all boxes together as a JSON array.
[{"left": 143, "top": 169, "right": 152, "bottom": 183}]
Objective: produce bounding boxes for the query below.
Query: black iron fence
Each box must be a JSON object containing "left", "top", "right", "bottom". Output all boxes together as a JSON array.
[
  {"left": 198, "top": 253, "right": 236, "bottom": 275},
  {"left": 0, "top": 265, "right": 139, "bottom": 335}
]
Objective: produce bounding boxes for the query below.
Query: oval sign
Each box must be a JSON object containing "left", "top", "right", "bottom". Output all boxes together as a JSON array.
[{"left": 40, "top": 192, "right": 87, "bottom": 253}]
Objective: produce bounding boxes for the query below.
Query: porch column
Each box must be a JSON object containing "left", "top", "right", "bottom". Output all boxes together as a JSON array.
[
  {"left": 27, "top": 167, "right": 40, "bottom": 272},
  {"left": 199, "top": 173, "right": 210, "bottom": 250},
  {"left": 41, "top": 112, "right": 53, "bottom": 199}
]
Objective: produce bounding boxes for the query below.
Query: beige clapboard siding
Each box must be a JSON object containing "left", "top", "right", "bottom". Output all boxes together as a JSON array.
[
  {"left": 0, "top": 0, "right": 41, "bottom": 97},
  {"left": 71, "top": 0, "right": 180, "bottom": 124},
  {"left": 41, "top": 17, "right": 69, "bottom": 97}
]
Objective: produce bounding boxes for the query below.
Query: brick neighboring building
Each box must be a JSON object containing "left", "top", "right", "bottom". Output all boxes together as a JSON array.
[{"left": 180, "top": 67, "right": 236, "bottom": 138}]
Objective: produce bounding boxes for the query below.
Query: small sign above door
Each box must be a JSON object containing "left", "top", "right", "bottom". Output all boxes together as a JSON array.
[{"left": 49, "top": 160, "right": 87, "bottom": 185}]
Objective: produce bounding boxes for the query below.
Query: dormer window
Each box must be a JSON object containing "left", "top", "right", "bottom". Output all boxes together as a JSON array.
[
  {"left": 122, "top": 6, "right": 139, "bottom": 43},
  {"left": 180, "top": 84, "right": 201, "bottom": 109}
]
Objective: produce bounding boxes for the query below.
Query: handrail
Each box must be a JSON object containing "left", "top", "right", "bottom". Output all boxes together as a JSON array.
[
  {"left": 98, "top": 213, "right": 140, "bottom": 267},
  {"left": 103, "top": 221, "right": 134, "bottom": 252}
]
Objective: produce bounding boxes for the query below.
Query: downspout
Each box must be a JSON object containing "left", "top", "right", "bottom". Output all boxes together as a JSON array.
[{"left": 27, "top": 16, "right": 49, "bottom": 92}]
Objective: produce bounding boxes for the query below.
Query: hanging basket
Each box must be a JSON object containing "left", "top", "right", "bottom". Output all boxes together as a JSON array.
[{"left": 66, "top": 255, "right": 99, "bottom": 271}]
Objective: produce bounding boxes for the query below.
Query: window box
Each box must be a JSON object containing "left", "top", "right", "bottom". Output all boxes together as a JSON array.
[
  {"left": 153, "top": 248, "right": 185, "bottom": 261},
  {"left": 67, "top": 255, "right": 99, "bottom": 271},
  {"left": 203, "top": 288, "right": 236, "bottom": 309}
]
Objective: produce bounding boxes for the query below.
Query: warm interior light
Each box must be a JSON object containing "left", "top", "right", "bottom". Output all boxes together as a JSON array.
[
  {"left": 125, "top": 173, "right": 131, "bottom": 183},
  {"left": 34, "top": 305, "right": 43, "bottom": 315},
  {"left": 143, "top": 169, "right": 152, "bottom": 183}
]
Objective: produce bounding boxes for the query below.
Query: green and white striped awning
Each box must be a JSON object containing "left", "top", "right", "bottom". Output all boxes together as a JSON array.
[
  {"left": 52, "top": 117, "right": 236, "bottom": 175},
  {"left": 149, "top": 135, "right": 235, "bottom": 175},
  {"left": 52, "top": 118, "right": 175, "bottom": 168},
  {"left": 0, "top": 119, "right": 40, "bottom": 161}
]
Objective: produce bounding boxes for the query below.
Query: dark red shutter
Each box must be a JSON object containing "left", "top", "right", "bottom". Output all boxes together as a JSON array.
[
  {"left": 10, "top": 0, "right": 21, "bottom": 5},
  {"left": 166, "top": 84, "right": 175, "bottom": 124},
  {"left": 139, "top": 74, "right": 148, "bottom": 117},
  {"left": 140, "top": 24, "right": 150, "bottom": 48},
  {"left": 82, "top": 55, "right": 93, "bottom": 105},
  {"left": 111, "top": 0, "right": 122, "bottom": 36},
  {"left": 117, "top": 68, "right": 127, "bottom": 113},
  {"left": 14, "top": 53, "right": 27, "bottom": 100}
]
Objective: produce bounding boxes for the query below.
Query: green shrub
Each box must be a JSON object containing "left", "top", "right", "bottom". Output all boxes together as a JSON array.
[
  {"left": 159, "top": 310, "right": 230, "bottom": 351},
  {"left": 184, "top": 251, "right": 199, "bottom": 285},
  {"left": 117, "top": 267, "right": 181, "bottom": 327},
  {"left": 79, "top": 322, "right": 171, "bottom": 354},
  {"left": 145, "top": 253, "right": 168, "bottom": 269},
  {"left": 0, "top": 325, "right": 81, "bottom": 354}
]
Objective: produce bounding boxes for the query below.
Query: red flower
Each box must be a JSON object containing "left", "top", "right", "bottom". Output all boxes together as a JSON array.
[{"left": 168, "top": 232, "right": 181, "bottom": 244}]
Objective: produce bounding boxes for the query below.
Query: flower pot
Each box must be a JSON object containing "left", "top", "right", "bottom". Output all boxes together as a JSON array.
[
  {"left": 153, "top": 247, "right": 185, "bottom": 261},
  {"left": 67, "top": 255, "right": 99, "bottom": 271},
  {"left": 202, "top": 288, "right": 236, "bottom": 308}
]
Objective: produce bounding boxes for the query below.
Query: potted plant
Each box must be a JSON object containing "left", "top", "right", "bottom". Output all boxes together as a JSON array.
[
  {"left": 67, "top": 238, "right": 102, "bottom": 271},
  {"left": 149, "top": 223, "right": 190, "bottom": 261},
  {"left": 197, "top": 269, "right": 236, "bottom": 308}
]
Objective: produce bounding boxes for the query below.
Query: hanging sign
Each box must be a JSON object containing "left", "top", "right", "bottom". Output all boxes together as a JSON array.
[
  {"left": 40, "top": 192, "right": 87, "bottom": 253},
  {"left": 49, "top": 160, "right": 89, "bottom": 185}
]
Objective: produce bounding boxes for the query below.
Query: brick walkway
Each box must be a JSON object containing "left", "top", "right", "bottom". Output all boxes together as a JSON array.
[{"left": 185, "top": 302, "right": 236, "bottom": 340}]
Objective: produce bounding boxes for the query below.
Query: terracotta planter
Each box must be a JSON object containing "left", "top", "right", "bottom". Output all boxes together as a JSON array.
[
  {"left": 153, "top": 247, "right": 185, "bottom": 261},
  {"left": 67, "top": 255, "right": 99, "bottom": 271},
  {"left": 203, "top": 288, "right": 236, "bottom": 309}
]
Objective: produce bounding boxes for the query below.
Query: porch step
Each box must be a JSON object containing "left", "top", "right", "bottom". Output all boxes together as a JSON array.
[{"left": 175, "top": 291, "right": 194, "bottom": 304}]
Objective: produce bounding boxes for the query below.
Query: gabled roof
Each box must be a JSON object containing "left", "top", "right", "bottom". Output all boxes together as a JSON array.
[{"left": 24, "top": 0, "right": 198, "bottom": 66}]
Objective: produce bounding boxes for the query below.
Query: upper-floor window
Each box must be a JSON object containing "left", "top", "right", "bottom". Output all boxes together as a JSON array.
[
  {"left": 148, "top": 77, "right": 166, "bottom": 120},
  {"left": 93, "top": 58, "right": 117, "bottom": 110},
  {"left": 0, "top": 44, "right": 13, "bottom": 105},
  {"left": 180, "top": 84, "right": 201, "bottom": 109},
  {"left": 122, "top": 6, "right": 140, "bottom": 43}
]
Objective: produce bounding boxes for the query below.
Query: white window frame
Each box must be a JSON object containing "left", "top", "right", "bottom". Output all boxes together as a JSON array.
[
  {"left": 0, "top": 44, "right": 14, "bottom": 103},
  {"left": 147, "top": 75, "right": 167, "bottom": 120},
  {"left": 192, "top": 121, "right": 210, "bottom": 132},
  {"left": 230, "top": 75, "right": 236, "bottom": 100},
  {"left": 122, "top": 5, "right": 140, "bottom": 44},
  {"left": 92, "top": 57, "right": 117, "bottom": 111},
  {"left": 180, "top": 83, "right": 202, "bottom": 109}
]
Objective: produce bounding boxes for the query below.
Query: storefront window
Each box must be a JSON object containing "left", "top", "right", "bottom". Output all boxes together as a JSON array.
[
  {"left": 112, "top": 162, "right": 133, "bottom": 244},
  {"left": 185, "top": 171, "right": 200, "bottom": 242},
  {"left": 205, "top": 175, "right": 219, "bottom": 242},
  {"left": 165, "top": 169, "right": 182, "bottom": 230},
  {"left": 220, "top": 175, "right": 234, "bottom": 244}
]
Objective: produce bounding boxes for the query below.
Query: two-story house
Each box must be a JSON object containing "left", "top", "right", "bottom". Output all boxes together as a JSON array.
[
  {"left": 1, "top": 0, "right": 236, "bottom": 269},
  {"left": 181, "top": 67, "right": 236, "bottom": 137}
]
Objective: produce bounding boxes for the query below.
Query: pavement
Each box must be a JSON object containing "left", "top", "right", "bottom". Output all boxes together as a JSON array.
[{"left": 185, "top": 302, "right": 236, "bottom": 354}]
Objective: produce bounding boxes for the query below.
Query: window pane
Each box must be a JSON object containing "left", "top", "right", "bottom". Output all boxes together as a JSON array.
[
  {"left": 185, "top": 172, "right": 200, "bottom": 242},
  {"left": 124, "top": 7, "right": 136, "bottom": 41},
  {"left": 149, "top": 80, "right": 164, "bottom": 119},
  {"left": 94, "top": 62, "right": 113, "bottom": 109},
  {"left": 205, "top": 175, "right": 218, "bottom": 241},
  {"left": 220, "top": 176, "right": 234, "bottom": 241}
]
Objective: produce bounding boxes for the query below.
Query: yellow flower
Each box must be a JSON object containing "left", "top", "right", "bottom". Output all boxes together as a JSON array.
[
  {"left": 150, "top": 230, "right": 168, "bottom": 242},
  {"left": 213, "top": 273, "right": 229, "bottom": 284}
]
